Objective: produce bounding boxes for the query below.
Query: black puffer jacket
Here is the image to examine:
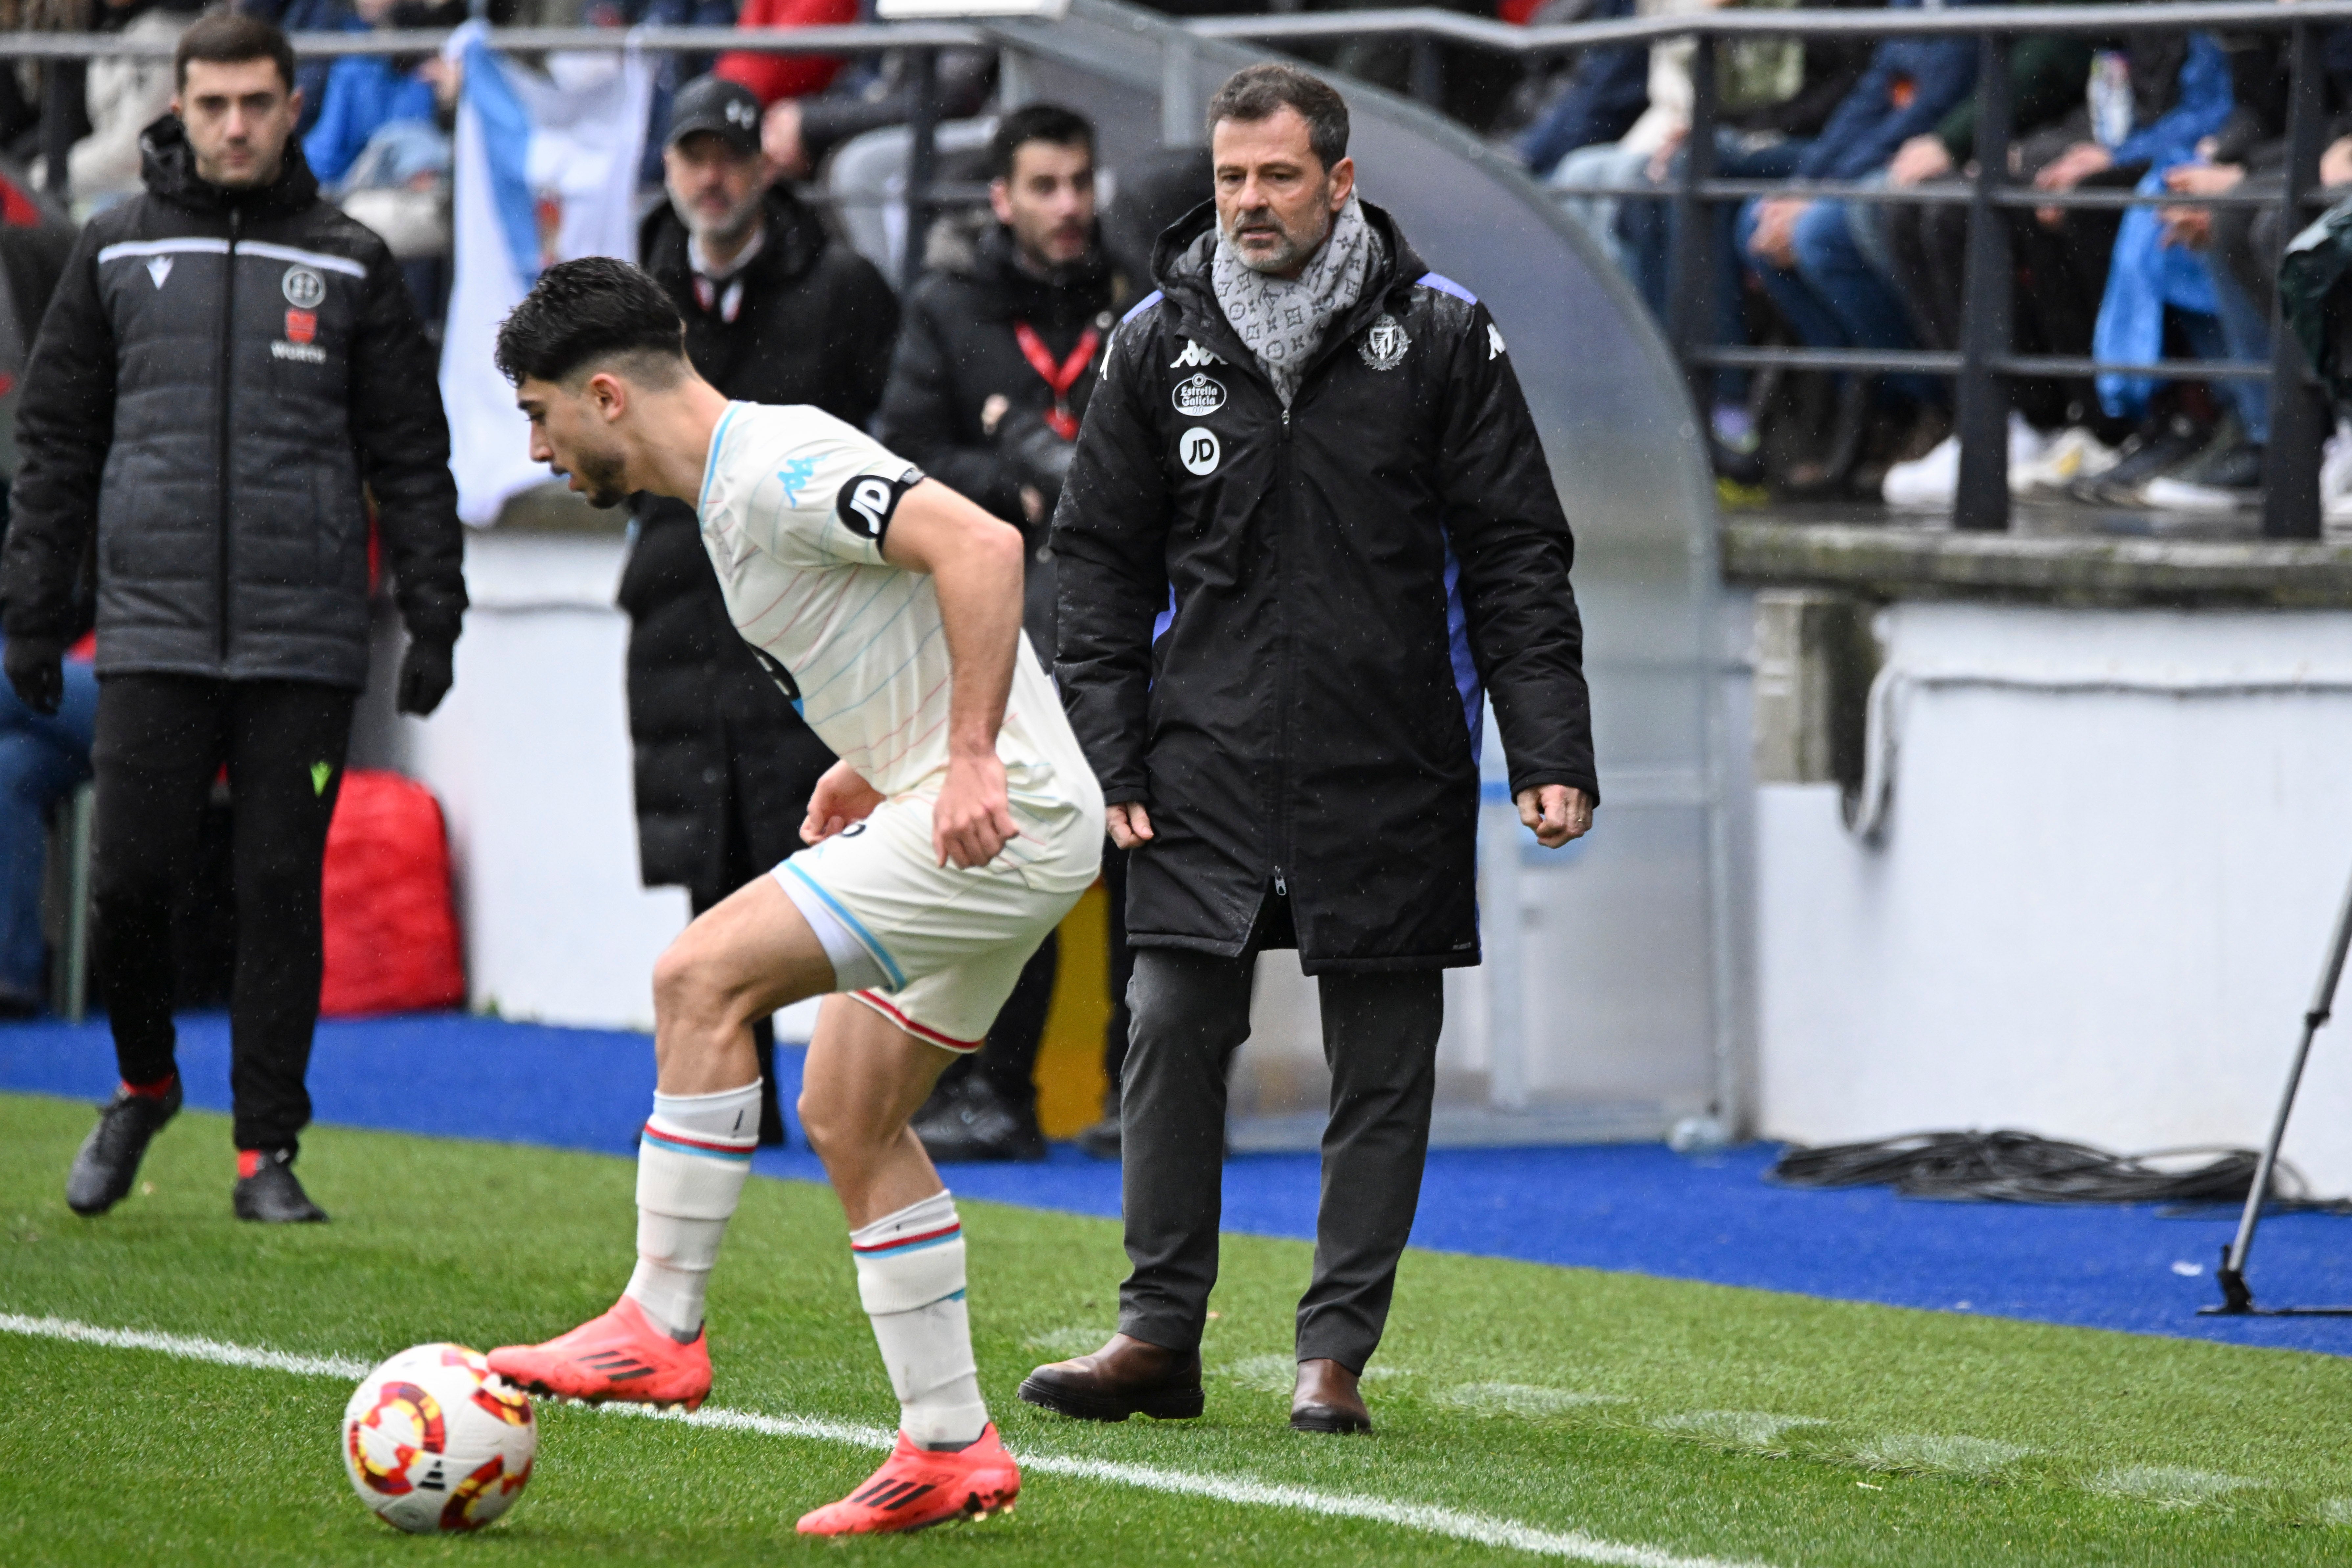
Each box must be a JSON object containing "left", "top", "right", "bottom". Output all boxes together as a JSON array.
[
  {"left": 1054, "top": 201, "right": 1596, "bottom": 973},
  {"left": 622, "top": 186, "right": 898, "bottom": 892},
  {"left": 4, "top": 116, "right": 463, "bottom": 686}
]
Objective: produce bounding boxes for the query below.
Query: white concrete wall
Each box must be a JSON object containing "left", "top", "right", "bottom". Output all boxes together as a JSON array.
[
  {"left": 1757, "top": 600, "right": 2352, "bottom": 1193},
  {"left": 386, "top": 531, "right": 688, "bottom": 1032}
]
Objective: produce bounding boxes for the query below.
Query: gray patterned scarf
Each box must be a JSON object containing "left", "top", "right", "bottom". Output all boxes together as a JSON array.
[{"left": 1210, "top": 195, "right": 1382, "bottom": 408}]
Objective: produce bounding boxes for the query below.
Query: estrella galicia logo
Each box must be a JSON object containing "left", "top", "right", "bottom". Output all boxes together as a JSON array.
[
  {"left": 1172, "top": 373, "right": 1226, "bottom": 416},
  {"left": 281, "top": 265, "right": 326, "bottom": 309},
  {"left": 1360, "top": 314, "right": 1410, "bottom": 371},
  {"left": 836, "top": 466, "right": 925, "bottom": 539}
]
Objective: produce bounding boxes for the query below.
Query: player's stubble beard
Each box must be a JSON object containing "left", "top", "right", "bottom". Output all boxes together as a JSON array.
[
  {"left": 572, "top": 440, "right": 632, "bottom": 510},
  {"left": 1223, "top": 180, "right": 1334, "bottom": 278}
]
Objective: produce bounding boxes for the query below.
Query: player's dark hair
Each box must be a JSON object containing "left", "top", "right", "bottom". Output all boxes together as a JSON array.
[
  {"left": 1205, "top": 63, "right": 1349, "bottom": 170},
  {"left": 174, "top": 11, "right": 298, "bottom": 94},
  {"left": 494, "top": 257, "right": 690, "bottom": 388},
  {"left": 989, "top": 103, "right": 1095, "bottom": 182}
]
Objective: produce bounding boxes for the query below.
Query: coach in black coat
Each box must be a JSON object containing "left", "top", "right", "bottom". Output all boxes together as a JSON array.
[
  {"left": 1030, "top": 66, "right": 1595, "bottom": 1435},
  {"left": 624, "top": 78, "right": 898, "bottom": 1142}
]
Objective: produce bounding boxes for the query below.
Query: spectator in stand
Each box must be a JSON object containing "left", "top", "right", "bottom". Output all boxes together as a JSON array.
[
  {"left": 2033, "top": 33, "right": 2242, "bottom": 505},
  {"left": 300, "top": 0, "right": 460, "bottom": 189},
  {"left": 877, "top": 104, "right": 1127, "bottom": 1162},
  {"left": 713, "top": 0, "right": 854, "bottom": 110},
  {"left": 1732, "top": 0, "right": 1983, "bottom": 490},
  {"left": 50, "top": 0, "right": 205, "bottom": 213},
  {"left": 757, "top": 50, "right": 996, "bottom": 185},
  {"left": 622, "top": 76, "right": 899, "bottom": 1144},
  {"left": 4, "top": 13, "right": 466, "bottom": 1224},
  {"left": 1513, "top": 0, "right": 1651, "bottom": 181},
  {"left": 2112, "top": 26, "right": 2352, "bottom": 511},
  {"left": 1600, "top": 8, "right": 1871, "bottom": 479}
]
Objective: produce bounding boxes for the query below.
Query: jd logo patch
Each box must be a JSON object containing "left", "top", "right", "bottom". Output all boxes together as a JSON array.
[
  {"left": 1360, "top": 314, "right": 1410, "bottom": 371},
  {"left": 281, "top": 265, "right": 326, "bottom": 309},
  {"left": 1171, "top": 373, "right": 1226, "bottom": 416},
  {"left": 1179, "top": 426, "right": 1221, "bottom": 476},
  {"left": 835, "top": 467, "right": 924, "bottom": 538}
]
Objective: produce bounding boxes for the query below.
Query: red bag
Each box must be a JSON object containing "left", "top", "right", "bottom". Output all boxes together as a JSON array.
[{"left": 319, "top": 769, "right": 466, "bottom": 1017}]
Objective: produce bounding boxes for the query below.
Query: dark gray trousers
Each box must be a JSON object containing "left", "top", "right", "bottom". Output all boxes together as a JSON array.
[{"left": 1115, "top": 945, "right": 1445, "bottom": 1373}]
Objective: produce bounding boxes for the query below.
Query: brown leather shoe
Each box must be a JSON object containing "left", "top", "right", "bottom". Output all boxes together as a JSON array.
[
  {"left": 1018, "top": 1332, "right": 1204, "bottom": 1422},
  {"left": 1291, "top": 1358, "right": 1371, "bottom": 1434}
]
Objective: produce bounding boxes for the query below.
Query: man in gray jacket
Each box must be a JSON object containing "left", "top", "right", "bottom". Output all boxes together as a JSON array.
[{"left": 2, "top": 13, "right": 466, "bottom": 1224}]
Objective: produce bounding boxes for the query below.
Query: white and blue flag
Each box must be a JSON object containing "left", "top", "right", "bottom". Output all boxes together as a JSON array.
[{"left": 439, "top": 24, "right": 652, "bottom": 525}]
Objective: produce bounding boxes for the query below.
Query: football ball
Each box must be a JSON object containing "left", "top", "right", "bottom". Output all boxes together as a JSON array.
[{"left": 341, "top": 1344, "right": 537, "bottom": 1534}]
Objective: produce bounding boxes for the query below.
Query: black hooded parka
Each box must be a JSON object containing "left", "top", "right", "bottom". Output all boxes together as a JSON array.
[
  {"left": 1052, "top": 200, "right": 1598, "bottom": 975},
  {"left": 3, "top": 116, "right": 464, "bottom": 684}
]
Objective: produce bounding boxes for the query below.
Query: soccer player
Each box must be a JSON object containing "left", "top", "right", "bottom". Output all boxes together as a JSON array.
[{"left": 482, "top": 258, "right": 1102, "bottom": 1535}]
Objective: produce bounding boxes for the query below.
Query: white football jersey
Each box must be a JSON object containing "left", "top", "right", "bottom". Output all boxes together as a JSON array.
[{"left": 695, "top": 401, "right": 1102, "bottom": 888}]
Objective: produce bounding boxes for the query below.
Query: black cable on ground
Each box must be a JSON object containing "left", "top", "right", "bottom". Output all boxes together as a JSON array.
[{"left": 1765, "top": 1129, "right": 2352, "bottom": 1213}]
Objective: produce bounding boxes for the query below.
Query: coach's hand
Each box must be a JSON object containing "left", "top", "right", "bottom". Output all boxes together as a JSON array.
[
  {"left": 396, "top": 639, "right": 455, "bottom": 716},
  {"left": 803, "top": 760, "right": 885, "bottom": 845},
  {"left": 4, "top": 636, "right": 64, "bottom": 716},
  {"left": 1518, "top": 784, "right": 1593, "bottom": 850},
  {"left": 1106, "top": 801, "right": 1154, "bottom": 850},
  {"left": 934, "top": 750, "right": 1020, "bottom": 869}
]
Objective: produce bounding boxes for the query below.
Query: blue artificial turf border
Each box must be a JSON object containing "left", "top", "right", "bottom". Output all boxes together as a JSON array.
[{"left": 3, "top": 1010, "right": 2348, "bottom": 1356}]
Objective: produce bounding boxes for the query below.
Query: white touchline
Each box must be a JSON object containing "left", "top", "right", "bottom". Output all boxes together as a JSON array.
[{"left": 3, "top": 1313, "right": 1781, "bottom": 1568}]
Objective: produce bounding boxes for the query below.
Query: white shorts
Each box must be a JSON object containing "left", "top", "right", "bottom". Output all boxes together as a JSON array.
[{"left": 772, "top": 788, "right": 1099, "bottom": 1049}]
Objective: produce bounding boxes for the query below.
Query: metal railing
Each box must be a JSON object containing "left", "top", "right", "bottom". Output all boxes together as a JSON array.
[{"left": 9, "top": 4, "right": 2352, "bottom": 533}]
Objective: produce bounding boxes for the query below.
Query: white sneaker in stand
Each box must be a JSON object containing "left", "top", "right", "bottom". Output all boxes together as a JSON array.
[
  {"left": 1881, "top": 415, "right": 2052, "bottom": 509},
  {"left": 2010, "top": 425, "right": 2120, "bottom": 497}
]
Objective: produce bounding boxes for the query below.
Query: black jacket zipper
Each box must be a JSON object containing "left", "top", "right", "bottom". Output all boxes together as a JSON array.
[{"left": 216, "top": 206, "right": 240, "bottom": 663}]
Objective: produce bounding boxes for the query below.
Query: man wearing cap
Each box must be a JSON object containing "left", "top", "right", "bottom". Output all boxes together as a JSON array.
[{"left": 622, "top": 75, "right": 900, "bottom": 1142}]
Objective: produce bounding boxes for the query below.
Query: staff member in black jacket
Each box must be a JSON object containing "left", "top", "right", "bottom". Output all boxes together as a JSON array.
[
  {"left": 624, "top": 75, "right": 899, "bottom": 1145},
  {"left": 4, "top": 13, "right": 465, "bottom": 1224},
  {"left": 877, "top": 102, "right": 1123, "bottom": 1163},
  {"left": 1024, "top": 65, "right": 1596, "bottom": 1435}
]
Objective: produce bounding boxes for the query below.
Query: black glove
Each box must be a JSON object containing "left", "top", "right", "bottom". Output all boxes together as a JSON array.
[
  {"left": 396, "top": 638, "right": 454, "bottom": 717},
  {"left": 5, "top": 635, "right": 64, "bottom": 716},
  {"left": 1000, "top": 416, "right": 1077, "bottom": 501}
]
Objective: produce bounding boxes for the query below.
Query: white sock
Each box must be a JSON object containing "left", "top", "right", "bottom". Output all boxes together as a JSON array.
[
  {"left": 623, "top": 1083, "right": 759, "bottom": 1343},
  {"left": 850, "top": 1190, "right": 988, "bottom": 1449}
]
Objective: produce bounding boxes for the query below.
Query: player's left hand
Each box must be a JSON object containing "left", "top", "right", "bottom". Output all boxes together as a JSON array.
[
  {"left": 934, "top": 750, "right": 1021, "bottom": 869},
  {"left": 803, "top": 760, "right": 885, "bottom": 845},
  {"left": 1517, "top": 784, "right": 1593, "bottom": 850}
]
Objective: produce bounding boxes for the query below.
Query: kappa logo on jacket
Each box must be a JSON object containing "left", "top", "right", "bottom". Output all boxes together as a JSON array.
[{"left": 1169, "top": 338, "right": 1223, "bottom": 369}]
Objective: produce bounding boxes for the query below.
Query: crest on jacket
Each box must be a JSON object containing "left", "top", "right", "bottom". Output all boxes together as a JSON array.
[{"left": 1360, "top": 314, "right": 1410, "bottom": 372}]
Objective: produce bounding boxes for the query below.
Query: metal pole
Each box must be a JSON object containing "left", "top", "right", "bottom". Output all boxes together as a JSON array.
[
  {"left": 1664, "top": 34, "right": 1718, "bottom": 421},
  {"left": 2262, "top": 19, "right": 2328, "bottom": 540},
  {"left": 2211, "top": 854, "right": 2352, "bottom": 1311},
  {"left": 1409, "top": 33, "right": 1443, "bottom": 108},
  {"left": 1953, "top": 33, "right": 2013, "bottom": 531},
  {"left": 902, "top": 46, "right": 939, "bottom": 294},
  {"left": 39, "top": 59, "right": 79, "bottom": 202}
]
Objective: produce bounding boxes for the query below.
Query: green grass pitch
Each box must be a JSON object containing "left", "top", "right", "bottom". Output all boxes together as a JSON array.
[{"left": 3, "top": 1090, "right": 2350, "bottom": 1566}]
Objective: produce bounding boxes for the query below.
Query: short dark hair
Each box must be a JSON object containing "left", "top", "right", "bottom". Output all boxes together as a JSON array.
[
  {"left": 989, "top": 103, "right": 1095, "bottom": 182},
  {"left": 1205, "top": 63, "right": 1349, "bottom": 170},
  {"left": 494, "top": 257, "right": 689, "bottom": 388},
  {"left": 174, "top": 11, "right": 297, "bottom": 95}
]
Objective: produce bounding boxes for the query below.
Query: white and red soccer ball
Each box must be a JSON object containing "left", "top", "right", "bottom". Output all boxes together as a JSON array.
[{"left": 342, "top": 1344, "right": 536, "bottom": 1534}]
